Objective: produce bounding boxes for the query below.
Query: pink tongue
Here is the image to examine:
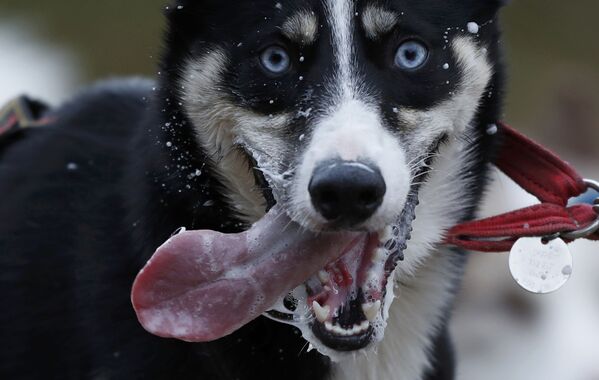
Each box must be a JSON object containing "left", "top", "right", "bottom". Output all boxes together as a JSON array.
[{"left": 131, "top": 207, "right": 362, "bottom": 342}]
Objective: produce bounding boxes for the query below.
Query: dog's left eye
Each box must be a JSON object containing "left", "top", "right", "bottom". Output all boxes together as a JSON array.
[
  {"left": 260, "top": 46, "right": 291, "bottom": 75},
  {"left": 394, "top": 40, "right": 428, "bottom": 70}
]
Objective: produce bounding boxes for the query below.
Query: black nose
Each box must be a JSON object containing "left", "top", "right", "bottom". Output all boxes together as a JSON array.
[{"left": 309, "top": 161, "right": 386, "bottom": 225}]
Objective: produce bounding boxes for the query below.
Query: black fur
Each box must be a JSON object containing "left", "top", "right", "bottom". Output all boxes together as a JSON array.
[{"left": 1, "top": 1, "right": 507, "bottom": 379}]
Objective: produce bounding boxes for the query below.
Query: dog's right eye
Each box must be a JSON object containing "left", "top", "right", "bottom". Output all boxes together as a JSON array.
[
  {"left": 260, "top": 46, "right": 291, "bottom": 75},
  {"left": 394, "top": 40, "right": 428, "bottom": 71}
]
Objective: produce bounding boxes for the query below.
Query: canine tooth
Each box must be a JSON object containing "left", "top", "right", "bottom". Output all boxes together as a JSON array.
[
  {"left": 362, "top": 300, "right": 381, "bottom": 321},
  {"left": 318, "top": 270, "right": 330, "bottom": 284},
  {"left": 312, "top": 301, "right": 330, "bottom": 323}
]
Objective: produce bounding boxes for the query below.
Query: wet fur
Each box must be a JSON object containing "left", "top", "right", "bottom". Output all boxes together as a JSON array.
[{"left": 1, "top": 1, "right": 507, "bottom": 379}]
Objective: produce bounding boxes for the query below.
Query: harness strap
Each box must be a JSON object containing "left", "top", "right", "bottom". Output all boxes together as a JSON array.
[
  {"left": 0, "top": 96, "right": 52, "bottom": 139},
  {"left": 495, "top": 125, "right": 587, "bottom": 206},
  {"left": 445, "top": 123, "right": 599, "bottom": 252}
]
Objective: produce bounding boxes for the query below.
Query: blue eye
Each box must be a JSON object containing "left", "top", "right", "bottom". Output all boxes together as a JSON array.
[
  {"left": 394, "top": 40, "right": 428, "bottom": 70},
  {"left": 260, "top": 46, "right": 291, "bottom": 75}
]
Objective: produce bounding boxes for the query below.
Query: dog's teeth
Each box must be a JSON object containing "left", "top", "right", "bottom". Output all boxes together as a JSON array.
[
  {"left": 353, "top": 320, "right": 370, "bottom": 334},
  {"left": 325, "top": 322, "right": 344, "bottom": 335},
  {"left": 318, "top": 270, "right": 330, "bottom": 284},
  {"left": 312, "top": 301, "right": 330, "bottom": 323},
  {"left": 324, "top": 320, "right": 371, "bottom": 336},
  {"left": 362, "top": 300, "right": 381, "bottom": 321}
]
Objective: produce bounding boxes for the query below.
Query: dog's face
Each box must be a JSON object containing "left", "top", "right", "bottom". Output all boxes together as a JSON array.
[
  {"left": 166, "top": 0, "right": 505, "bottom": 355},
  {"left": 172, "top": 0, "right": 502, "bottom": 229}
]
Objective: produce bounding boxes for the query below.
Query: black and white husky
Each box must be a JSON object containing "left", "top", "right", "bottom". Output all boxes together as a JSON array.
[{"left": 1, "top": 1, "right": 508, "bottom": 379}]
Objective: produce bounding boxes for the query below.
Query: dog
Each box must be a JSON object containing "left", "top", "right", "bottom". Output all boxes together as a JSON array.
[{"left": 0, "top": 0, "right": 508, "bottom": 379}]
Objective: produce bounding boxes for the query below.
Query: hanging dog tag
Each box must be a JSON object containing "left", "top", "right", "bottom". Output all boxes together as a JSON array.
[{"left": 509, "top": 237, "right": 573, "bottom": 294}]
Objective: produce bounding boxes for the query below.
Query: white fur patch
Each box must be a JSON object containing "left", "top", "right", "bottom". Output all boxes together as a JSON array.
[
  {"left": 325, "top": 0, "right": 358, "bottom": 99},
  {"left": 362, "top": 5, "right": 399, "bottom": 40},
  {"left": 180, "top": 50, "right": 290, "bottom": 223},
  {"left": 282, "top": 9, "right": 319, "bottom": 46},
  {"left": 290, "top": 99, "right": 410, "bottom": 231}
]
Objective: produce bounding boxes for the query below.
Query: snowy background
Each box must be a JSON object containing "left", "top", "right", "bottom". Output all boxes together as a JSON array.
[{"left": 1, "top": 1, "right": 598, "bottom": 379}]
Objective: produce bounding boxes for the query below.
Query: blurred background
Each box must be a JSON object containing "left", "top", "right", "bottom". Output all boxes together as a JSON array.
[{"left": 0, "top": 1, "right": 597, "bottom": 379}]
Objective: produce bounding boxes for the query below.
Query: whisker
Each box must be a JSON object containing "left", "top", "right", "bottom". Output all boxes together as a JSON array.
[{"left": 298, "top": 340, "right": 311, "bottom": 357}]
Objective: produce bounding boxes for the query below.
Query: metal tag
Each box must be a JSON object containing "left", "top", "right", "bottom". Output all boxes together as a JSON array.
[{"left": 509, "top": 237, "right": 573, "bottom": 294}]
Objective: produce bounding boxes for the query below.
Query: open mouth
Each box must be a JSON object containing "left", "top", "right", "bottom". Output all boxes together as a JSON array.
[
  {"left": 131, "top": 193, "right": 419, "bottom": 356},
  {"left": 131, "top": 145, "right": 435, "bottom": 358},
  {"left": 264, "top": 192, "right": 419, "bottom": 352}
]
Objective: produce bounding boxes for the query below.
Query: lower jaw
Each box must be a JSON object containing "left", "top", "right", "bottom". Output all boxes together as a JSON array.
[{"left": 312, "top": 321, "right": 375, "bottom": 351}]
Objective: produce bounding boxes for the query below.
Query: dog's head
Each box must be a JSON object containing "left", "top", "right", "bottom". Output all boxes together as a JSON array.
[{"left": 162, "top": 0, "right": 507, "bottom": 356}]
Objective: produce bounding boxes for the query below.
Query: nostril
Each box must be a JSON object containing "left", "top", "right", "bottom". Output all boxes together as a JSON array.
[
  {"left": 359, "top": 189, "right": 379, "bottom": 207},
  {"left": 318, "top": 189, "right": 337, "bottom": 204},
  {"left": 315, "top": 190, "right": 339, "bottom": 215}
]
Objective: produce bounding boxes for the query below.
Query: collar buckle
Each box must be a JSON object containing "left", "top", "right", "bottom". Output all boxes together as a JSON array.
[{"left": 560, "top": 179, "right": 599, "bottom": 240}]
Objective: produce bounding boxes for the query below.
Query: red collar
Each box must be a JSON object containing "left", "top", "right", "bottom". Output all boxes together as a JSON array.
[{"left": 445, "top": 123, "right": 599, "bottom": 252}]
